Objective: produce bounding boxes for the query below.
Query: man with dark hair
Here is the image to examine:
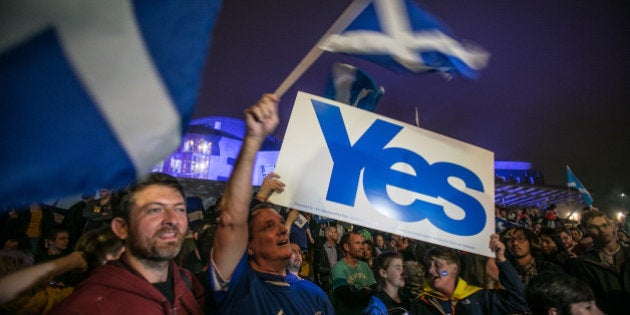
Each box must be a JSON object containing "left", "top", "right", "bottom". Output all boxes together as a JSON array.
[
  {"left": 526, "top": 271, "right": 603, "bottom": 315},
  {"left": 567, "top": 211, "right": 630, "bottom": 315},
  {"left": 415, "top": 234, "right": 527, "bottom": 314},
  {"left": 331, "top": 231, "right": 377, "bottom": 315},
  {"left": 50, "top": 173, "right": 205, "bottom": 314},
  {"left": 209, "top": 94, "right": 333, "bottom": 314}
]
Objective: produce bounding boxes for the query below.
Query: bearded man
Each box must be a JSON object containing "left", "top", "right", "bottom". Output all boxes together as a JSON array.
[{"left": 50, "top": 173, "right": 204, "bottom": 314}]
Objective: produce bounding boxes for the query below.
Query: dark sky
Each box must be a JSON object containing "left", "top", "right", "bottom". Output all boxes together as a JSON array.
[{"left": 193, "top": 0, "right": 630, "bottom": 213}]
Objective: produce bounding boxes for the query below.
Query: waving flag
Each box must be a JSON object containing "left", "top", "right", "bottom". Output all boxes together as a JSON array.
[
  {"left": 566, "top": 166, "right": 594, "bottom": 207},
  {"left": 319, "top": 0, "right": 490, "bottom": 79},
  {"left": 324, "top": 63, "right": 384, "bottom": 112},
  {"left": 0, "top": 0, "right": 222, "bottom": 206}
]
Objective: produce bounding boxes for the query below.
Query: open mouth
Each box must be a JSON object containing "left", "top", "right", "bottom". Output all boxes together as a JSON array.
[{"left": 277, "top": 239, "right": 289, "bottom": 246}]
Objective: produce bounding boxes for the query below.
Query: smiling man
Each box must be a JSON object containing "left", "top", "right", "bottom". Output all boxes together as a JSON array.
[
  {"left": 50, "top": 173, "right": 205, "bottom": 314},
  {"left": 209, "top": 94, "right": 333, "bottom": 314}
]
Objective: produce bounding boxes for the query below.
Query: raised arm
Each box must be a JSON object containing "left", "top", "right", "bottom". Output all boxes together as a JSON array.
[{"left": 211, "top": 94, "right": 280, "bottom": 279}]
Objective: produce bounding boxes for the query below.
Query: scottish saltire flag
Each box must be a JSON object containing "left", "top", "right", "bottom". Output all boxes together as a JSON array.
[
  {"left": 319, "top": 0, "right": 490, "bottom": 79},
  {"left": 324, "top": 63, "right": 384, "bottom": 112},
  {"left": 566, "top": 166, "right": 594, "bottom": 207},
  {"left": 0, "top": 0, "right": 222, "bottom": 206}
]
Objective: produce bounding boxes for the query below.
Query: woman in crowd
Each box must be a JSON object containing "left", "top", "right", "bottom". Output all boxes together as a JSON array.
[
  {"left": 368, "top": 251, "right": 412, "bottom": 314},
  {"left": 539, "top": 228, "right": 572, "bottom": 268}
]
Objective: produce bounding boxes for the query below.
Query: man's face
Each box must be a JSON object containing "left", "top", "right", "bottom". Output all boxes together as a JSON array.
[
  {"left": 53, "top": 232, "right": 70, "bottom": 251},
  {"left": 248, "top": 208, "right": 292, "bottom": 262},
  {"left": 126, "top": 185, "right": 187, "bottom": 262},
  {"left": 508, "top": 230, "right": 531, "bottom": 259},
  {"left": 344, "top": 233, "right": 365, "bottom": 259},
  {"left": 375, "top": 235, "right": 384, "bottom": 248},
  {"left": 586, "top": 216, "right": 614, "bottom": 244},
  {"left": 326, "top": 226, "right": 338, "bottom": 242},
  {"left": 99, "top": 188, "right": 111, "bottom": 199},
  {"left": 569, "top": 300, "right": 604, "bottom": 315},
  {"left": 287, "top": 243, "right": 302, "bottom": 271}
]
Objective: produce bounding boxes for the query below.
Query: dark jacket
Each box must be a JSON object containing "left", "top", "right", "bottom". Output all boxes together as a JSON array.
[
  {"left": 49, "top": 253, "right": 205, "bottom": 315},
  {"left": 567, "top": 244, "right": 630, "bottom": 315},
  {"left": 415, "top": 260, "right": 526, "bottom": 315}
]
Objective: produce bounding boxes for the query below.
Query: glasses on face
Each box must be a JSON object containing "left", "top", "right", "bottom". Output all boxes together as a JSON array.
[{"left": 291, "top": 249, "right": 303, "bottom": 255}]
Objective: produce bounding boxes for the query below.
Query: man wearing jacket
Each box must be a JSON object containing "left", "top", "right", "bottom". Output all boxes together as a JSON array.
[
  {"left": 415, "top": 234, "right": 527, "bottom": 315},
  {"left": 50, "top": 173, "right": 205, "bottom": 314},
  {"left": 567, "top": 211, "right": 630, "bottom": 315}
]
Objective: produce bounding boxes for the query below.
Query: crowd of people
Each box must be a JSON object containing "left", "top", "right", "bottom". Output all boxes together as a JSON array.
[{"left": 0, "top": 93, "right": 626, "bottom": 314}]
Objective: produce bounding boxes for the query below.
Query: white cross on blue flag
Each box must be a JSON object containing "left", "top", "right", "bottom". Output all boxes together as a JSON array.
[
  {"left": 566, "top": 166, "right": 594, "bottom": 207},
  {"left": 320, "top": 0, "right": 490, "bottom": 79},
  {"left": 0, "top": 0, "right": 222, "bottom": 206}
]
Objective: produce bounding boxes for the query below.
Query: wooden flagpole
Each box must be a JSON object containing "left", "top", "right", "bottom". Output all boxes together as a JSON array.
[{"left": 274, "top": 0, "right": 372, "bottom": 97}]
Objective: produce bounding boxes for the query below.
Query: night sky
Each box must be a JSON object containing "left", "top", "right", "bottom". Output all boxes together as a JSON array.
[{"left": 193, "top": 0, "right": 630, "bottom": 214}]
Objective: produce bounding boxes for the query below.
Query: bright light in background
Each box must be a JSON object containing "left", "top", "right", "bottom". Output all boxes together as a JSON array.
[
  {"left": 617, "top": 211, "right": 625, "bottom": 222},
  {"left": 569, "top": 213, "right": 580, "bottom": 222}
]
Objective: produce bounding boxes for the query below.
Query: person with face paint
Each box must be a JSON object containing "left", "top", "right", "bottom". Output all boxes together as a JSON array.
[{"left": 415, "top": 234, "right": 526, "bottom": 315}]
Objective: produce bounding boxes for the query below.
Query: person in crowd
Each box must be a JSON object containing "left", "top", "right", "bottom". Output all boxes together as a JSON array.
[
  {"left": 23, "top": 203, "right": 57, "bottom": 257},
  {"left": 506, "top": 226, "right": 562, "bottom": 285},
  {"left": 525, "top": 271, "right": 604, "bottom": 315},
  {"left": 2, "top": 233, "right": 30, "bottom": 251},
  {"left": 544, "top": 204, "right": 559, "bottom": 229},
  {"left": 459, "top": 252, "right": 503, "bottom": 290},
  {"left": 374, "top": 234, "right": 386, "bottom": 256},
  {"left": 50, "top": 173, "right": 205, "bottom": 314},
  {"left": 36, "top": 228, "right": 71, "bottom": 263},
  {"left": 370, "top": 251, "right": 412, "bottom": 313},
  {"left": 558, "top": 226, "right": 581, "bottom": 257},
  {"left": 61, "top": 193, "right": 94, "bottom": 248},
  {"left": 286, "top": 243, "right": 304, "bottom": 280},
  {"left": 81, "top": 188, "right": 114, "bottom": 233},
  {"left": 208, "top": 94, "right": 333, "bottom": 314},
  {"left": 362, "top": 239, "right": 376, "bottom": 268},
  {"left": 415, "top": 235, "right": 527, "bottom": 314},
  {"left": 331, "top": 231, "right": 377, "bottom": 315},
  {"left": 567, "top": 211, "right": 630, "bottom": 315},
  {"left": 539, "top": 227, "right": 573, "bottom": 268},
  {"left": 73, "top": 227, "right": 124, "bottom": 273},
  {"left": 313, "top": 224, "right": 344, "bottom": 295},
  {"left": 0, "top": 249, "right": 87, "bottom": 314},
  {"left": 175, "top": 220, "right": 205, "bottom": 274}
]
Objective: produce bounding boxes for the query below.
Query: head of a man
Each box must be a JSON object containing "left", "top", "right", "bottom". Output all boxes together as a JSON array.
[
  {"left": 112, "top": 173, "right": 187, "bottom": 265},
  {"left": 247, "top": 204, "right": 292, "bottom": 265},
  {"left": 286, "top": 243, "right": 303, "bottom": 274},
  {"left": 508, "top": 227, "right": 540, "bottom": 261},
  {"left": 581, "top": 211, "right": 614, "bottom": 245},
  {"left": 325, "top": 225, "right": 338, "bottom": 243},
  {"left": 98, "top": 188, "right": 112, "bottom": 200},
  {"left": 424, "top": 246, "right": 459, "bottom": 296},
  {"left": 525, "top": 271, "right": 604, "bottom": 315},
  {"left": 47, "top": 228, "right": 70, "bottom": 253},
  {"left": 340, "top": 231, "right": 365, "bottom": 260}
]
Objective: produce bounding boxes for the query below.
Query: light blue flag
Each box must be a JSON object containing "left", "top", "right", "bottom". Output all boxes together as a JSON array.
[
  {"left": 320, "top": 0, "right": 490, "bottom": 79},
  {"left": 324, "top": 63, "right": 384, "bottom": 112},
  {"left": 0, "top": 0, "right": 223, "bottom": 206},
  {"left": 566, "top": 166, "right": 594, "bottom": 207}
]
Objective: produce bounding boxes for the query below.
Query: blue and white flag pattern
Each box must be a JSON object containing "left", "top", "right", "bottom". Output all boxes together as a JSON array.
[
  {"left": 320, "top": 0, "right": 490, "bottom": 79},
  {"left": 324, "top": 63, "right": 384, "bottom": 112},
  {"left": 0, "top": 0, "right": 222, "bottom": 206},
  {"left": 566, "top": 166, "right": 594, "bottom": 207}
]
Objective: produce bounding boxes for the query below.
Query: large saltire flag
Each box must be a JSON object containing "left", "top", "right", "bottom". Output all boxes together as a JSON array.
[
  {"left": 0, "top": 0, "right": 223, "bottom": 206},
  {"left": 566, "top": 166, "right": 594, "bottom": 207},
  {"left": 324, "top": 63, "right": 384, "bottom": 112},
  {"left": 319, "top": 0, "right": 490, "bottom": 80}
]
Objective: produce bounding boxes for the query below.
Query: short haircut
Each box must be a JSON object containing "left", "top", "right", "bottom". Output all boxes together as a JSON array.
[
  {"left": 339, "top": 231, "right": 360, "bottom": 251},
  {"left": 114, "top": 172, "right": 185, "bottom": 222},
  {"left": 525, "top": 271, "right": 596, "bottom": 315},
  {"left": 423, "top": 246, "right": 460, "bottom": 270},
  {"left": 580, "top": 210, "right": 608, "bottom": 229},
  {"left": 247, "top": 203, "right": 278, "bottom": 241}
]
